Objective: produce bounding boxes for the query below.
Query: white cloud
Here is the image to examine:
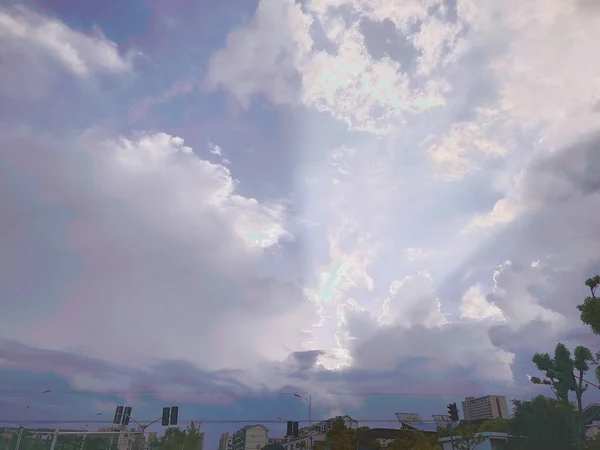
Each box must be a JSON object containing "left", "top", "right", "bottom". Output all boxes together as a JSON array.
[
  {"left": 203, "top": 0, "right": 313, "bottom": 108},
  {"left": 2, "top": 0, "right": 600, "bottom": 408},
  {"left": 301, "top": 23, "right": 446, "bottom": 134},
  {"left": 0, "top": 6, "right": 132, "bottom": 77},
  {"left": 405, "top": 247, "right": 448, "bottom": 261},
  {"left": 460, "top": 286, "right": 504, "bottom": 321},
  {"left": 208, "top": 142, "right": 223, "bottom": 156},
  {"left": 379, "top": 271, "right": 447, "bottom": 328},
  {"left": 429, "top": 0, "right": 600, "bottom": 178},
  {"left": 426, "top": 119, "right": 508, "bottom": 181},
  {"left": 463, "top": 197, "right": 518, "bottom": 232},
  {"left": 206, "top": 0, "right": 450, "bottom": 134},
  {"left": 88, "top": 132, "right": 290, "bottom": 251},
  {"left": 0, "top": 128, "right": 318, "bottom": 385}
]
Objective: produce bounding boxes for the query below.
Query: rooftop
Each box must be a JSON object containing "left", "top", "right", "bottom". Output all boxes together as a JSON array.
[{"left": 439, "top": 432, "right": 512, "bottom": 442}]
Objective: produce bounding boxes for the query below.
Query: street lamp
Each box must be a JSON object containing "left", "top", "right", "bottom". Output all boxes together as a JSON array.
[
  {"left": 293, "top": 394, "right": 312, "bottom": 426},
  {"left": 25, "top": 390, "right": 52, "bottom": 409},
  {"left": 293, "top": 394, "right": 312, "bottom": 450},
  {"left": 14, "top": 389, "right": 52, "bottom": 450}
]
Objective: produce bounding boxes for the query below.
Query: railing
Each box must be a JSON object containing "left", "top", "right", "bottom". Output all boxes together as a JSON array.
[{"left": 582, "top": 404, "right": 600, "bottom": 425}]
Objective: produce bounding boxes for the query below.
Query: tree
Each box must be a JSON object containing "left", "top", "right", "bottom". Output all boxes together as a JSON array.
[
  {"left": 324, "top": 417, "right": 358, "bottom": 450},
  {"left": 478, "top": 418, "right": 511, "bottom": 433},
  {"left": 578, "top": 275, "right": 600, "bottom": 385},
  {"left": 388, "top": 431, "right": 441, "bottom": 450},
  {"left": 155, "top": 424, "right": 204, "bottom": 450},
  {"left": 577, "top": 275, "right": 600, "bottom": 335},
  {"left": 531, "top": 343, "right": 577, "bottom": 402},
  {"left": 507, "top": 395, "right": 576, "bottom": 450},
  {"left": 530, "top": 342, "right": 595, "bottom": 449},
  {"left": 446, "top": 423, "right": 484, "bottom": 450}
]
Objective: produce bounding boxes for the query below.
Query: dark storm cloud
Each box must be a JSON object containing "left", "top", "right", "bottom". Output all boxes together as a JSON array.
[
  {"left": 289, "top": 350, "right": 323, "bottom": 370},
  {"left": 521, "top": 132, "right": 600, "bottom": 204},
  {"left": 0, "top": 340, "right": 254, "bottom": 406}
]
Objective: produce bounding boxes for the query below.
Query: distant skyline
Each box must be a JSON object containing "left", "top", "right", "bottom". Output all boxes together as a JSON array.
[{"left": 1, "top": 0, "right": 600, "bottom": 448}]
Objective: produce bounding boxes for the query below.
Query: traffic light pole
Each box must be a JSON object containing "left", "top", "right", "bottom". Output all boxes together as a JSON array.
[
  {"left": 446, "top": 403, "right": 459, "bottom": 450},
  {"left": 123, "top": 416, "right": 163, "bottom": 450}
]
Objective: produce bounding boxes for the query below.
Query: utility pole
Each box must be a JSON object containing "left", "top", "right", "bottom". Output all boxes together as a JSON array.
[
  {"left": 113, "top": 405, "right": 175, "bottom": 450},
  {"left": 13, "top": 427, "right": 24, "bottom": 450},
  {"left": 49, "top": 430, "right": 59, "bottom": 450},
  {"left": 293, "top": 394, "right": 312, "bottom": 450},
  {"left": 14, "top": 389, "right": 52, "bottom": 450}
]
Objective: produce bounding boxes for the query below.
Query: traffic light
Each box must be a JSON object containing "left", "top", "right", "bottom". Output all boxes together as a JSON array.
[
  {"left": 170, "top": 406, "right": 178, "bottom": 426},
  {"left": 113, "top": 406, "right": 124, "bottom": 425},
  {"left": 122, "top": 407, "right": 132, "bottom": 426},
  {"left": 447, "top": 403, "right": 459, "bottom": 422},
  {"left": 292, "top": 421, "right": 299, "bottom": 437},
  {"left": 286, "top": 421, "right": 293, "bottom": 436},
  {"left": 161, "top": 406, "right": 179, "bottom": 426},
  {"left": 161, "top": 407, "right": 170, "bottom": 426}
]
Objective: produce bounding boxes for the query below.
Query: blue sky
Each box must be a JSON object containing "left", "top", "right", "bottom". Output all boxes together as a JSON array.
[{"left": 2, "top": 0, "right": 600, "bottom": 447}]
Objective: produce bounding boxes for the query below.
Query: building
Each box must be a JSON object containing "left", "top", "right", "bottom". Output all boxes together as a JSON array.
[
  {"left": 231, "top": 425, "right": 268, "bottom": 450},
  {"left": 279, "top": 416, "right": 357, "bottom": 450},
  {"left": 314, "top": 415, "right": 358, "bottom": 432},
  {"left": 280, "top": 432, "right": 325, "bottom": 450},
  {"left": 439, "top": 432, "right": 516, "bottom": 450},
  {"left": 462, "top": 395, "right": 509, "bottom": 421},
  {"left": 219, "top": 433, "right": 230, "bottom": 450}
]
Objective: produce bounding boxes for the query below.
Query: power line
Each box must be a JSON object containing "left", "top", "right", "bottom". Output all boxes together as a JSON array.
[
  {"left": 0, "top": 390, "right": 475, "bottom": 397},
  {"left": 0, "top": 419, "right": 439, "bottom": 424}
]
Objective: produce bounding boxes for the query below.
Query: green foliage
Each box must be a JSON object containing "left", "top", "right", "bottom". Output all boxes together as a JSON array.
[
  {"left": 531, "top": 343, "right": 579, "bottom": 402},
  {"left": 324, "top": 418, "right": 363, "bottom": 450},
  {"left": 0, "top": 431, "right": 115, "bottom": 450},
  {"left": 388, "top": 431, "right": 441, "bottom": 450},
  {"left": 577, "top": 275, "right": 600, "bottom": 335},
  {"left": 445, "top": 423, "right": 484, "bottom": 450},
  {"left": 507, "top": 396, "right": 576, "bottom": 450},
  {"left": 478, "top": 418, "right": 511, "bottom": 433},
  {"left": 154, "top": 423, "right": 204, "bottom": 450},
  {"left": 324, "top": 417, "right": 376, "bottom": 450}
]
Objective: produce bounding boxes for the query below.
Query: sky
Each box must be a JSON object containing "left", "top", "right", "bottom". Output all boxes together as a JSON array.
[{"left": 1, "top": 0, "right": 600, "bottom": 446}]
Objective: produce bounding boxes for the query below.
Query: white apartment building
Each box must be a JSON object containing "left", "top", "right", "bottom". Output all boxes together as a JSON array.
[
  {"left": 231, "top": 425, "right": 268, "bottom": 450},
  {"left": 309, "top": 415, "right": 358, "bottom": 433},
  {"left": 462, "top": 395, "right": 509, "bottom": 421}
]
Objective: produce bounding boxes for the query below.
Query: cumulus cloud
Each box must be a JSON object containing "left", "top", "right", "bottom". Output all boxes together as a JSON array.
[
  {"left": 463, "top": 197, "right": 518, "bottom": 232},
  {"left": 203, "top": 0, "right": 313, "bottom": 108},
  {"left": 0, "top": 5, "right": 133, "bottom": 101},
  {"left": 1, "top": 128, "right": 322, "bottom": 382},
  {"left": 460, "top": 286, "right": 504, "bottom": 321},
  {"left": 205, "top": 0, "right": 450, "bottom": 134}
]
